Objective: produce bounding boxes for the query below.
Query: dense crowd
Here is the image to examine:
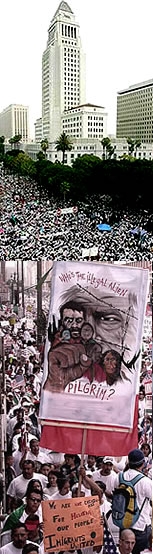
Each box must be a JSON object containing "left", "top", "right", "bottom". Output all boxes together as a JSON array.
[
  {"left": 0, "top": 169, "right": 153, "bottom": 260},
  {"left": 0, "top": 290, "right": 152, "bottom": 554}
]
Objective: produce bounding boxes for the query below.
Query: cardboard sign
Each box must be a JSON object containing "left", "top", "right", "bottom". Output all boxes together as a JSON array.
[{"left": 42, "top": 495, "right": 103, "bottom": 552}]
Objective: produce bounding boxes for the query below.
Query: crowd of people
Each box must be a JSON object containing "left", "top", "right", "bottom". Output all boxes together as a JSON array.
[
  {"left": 0, "top": 169, "right": 153, "bottom": 260},
  {"left": 0, "top": 285, "right": 152, "bottom": 554}
]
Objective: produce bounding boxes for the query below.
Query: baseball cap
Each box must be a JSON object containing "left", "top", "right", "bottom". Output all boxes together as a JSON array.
[
  {"left": 128, "top": 449, "right": 145, "bottom": 467},
  {"left": 103, "top": 457, "right": 114, "bottom": 464}
]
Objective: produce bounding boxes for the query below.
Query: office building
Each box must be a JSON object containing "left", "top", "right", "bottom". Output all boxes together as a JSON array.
[
  {"left": 116, "top": 79, "right": 153, "bottom": 143},
  {"left": 42, "top": 1, "right": 86, "bottom": 142},
  {"left": 0, "top": 104, "right": 30, "bottom": 142},
  {"left": 34, "top": 118, "right": 43, "bottom": 142},
  {"left": 62, "top": 103, "right": 107, "bottom": 140}
]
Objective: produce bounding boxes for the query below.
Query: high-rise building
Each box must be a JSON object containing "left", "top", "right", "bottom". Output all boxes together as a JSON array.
[
  {"left": 34, "top": 118, "right": 43, "bottom": 142},
  {"left": 0, "top": 104, "right": 30, "bottom": 142},
  {"left": 42, "top": 1, "right": 86, "bottom": 142},
  {"left": 116, "top": 79, "right": 153, "bottom": 143}
]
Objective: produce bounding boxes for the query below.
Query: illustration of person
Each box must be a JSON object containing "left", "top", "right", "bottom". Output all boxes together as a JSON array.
[{"left": 43, "top": 285, "right": 139, "bottom": 393}]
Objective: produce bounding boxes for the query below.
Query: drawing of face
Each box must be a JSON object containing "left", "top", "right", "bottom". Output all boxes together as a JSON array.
[
  {"left": 103, "top": 351, "right": 118, "bottom": 375},
  {"left": 62, "top": 308, "right": 84, "bottom": 338}
]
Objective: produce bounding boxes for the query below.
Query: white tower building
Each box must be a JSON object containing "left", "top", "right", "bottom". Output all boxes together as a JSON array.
[{"left": 42, "top": 1, "right": 86, "bottom": 142}]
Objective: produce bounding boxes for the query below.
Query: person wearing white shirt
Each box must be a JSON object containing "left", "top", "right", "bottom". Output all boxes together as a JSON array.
[
  {"left": 25, "top": 439, "right": 51, "bottom": 465},
  {"left": 6, "top": 461, "right": 45, "bottom": 509},
  {"left": 113, "top": 449, "right": 152, "bottom": 554},
  {"left": 50, "top": 476, "right": 72, "bottom": 500},
  {"left": 92, "top": 456, "right": 116, "bottom": 498},
  {"left": 0, "top": 523, "right": 42, "bottom": 554}
]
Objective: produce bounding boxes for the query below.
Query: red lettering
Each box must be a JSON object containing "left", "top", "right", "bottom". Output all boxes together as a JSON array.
[
  {"left": 67, "top": 382, "right": 74, "bottom": 392},
  {"left": 78, "top": 381, "right": 83, "bottom": 392},
  {"left": 90, "top": 383, "right": 97, "bottom": 396}
]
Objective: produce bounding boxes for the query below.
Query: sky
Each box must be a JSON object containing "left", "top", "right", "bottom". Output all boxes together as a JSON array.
[{"left": 0, "top": 0, "right": 153, "bottom": 138}]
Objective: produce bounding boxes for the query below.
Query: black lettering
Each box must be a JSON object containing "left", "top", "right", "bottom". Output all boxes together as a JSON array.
[{"left": 45, "top": 534, "right": 56, "bottom": 549}]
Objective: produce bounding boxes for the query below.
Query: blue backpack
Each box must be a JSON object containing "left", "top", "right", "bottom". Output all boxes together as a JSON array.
[{"left": 112, "top": 472, "right": 145, "bottom": 529}]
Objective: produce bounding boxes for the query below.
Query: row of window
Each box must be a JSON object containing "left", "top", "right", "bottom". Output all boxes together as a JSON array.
[{"left": 62, "top": 25, "right": 77, "bottom": 38}]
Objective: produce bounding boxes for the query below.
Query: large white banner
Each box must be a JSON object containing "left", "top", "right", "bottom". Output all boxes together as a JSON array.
[{"left": 40, "top": 262, "right": 149, "bottom": 430}]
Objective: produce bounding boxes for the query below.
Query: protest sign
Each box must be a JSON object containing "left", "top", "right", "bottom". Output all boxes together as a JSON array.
[
  {"left": 57, "top": 207, "right": 78, "bottom": 216},
  {"left": 42, "top": 495, "right": 103, "bottom": 552},
  {"left": 40, "top": 261, "right": 149, "bottom": 454},
  {"left": 40, "top": 261, "right": 148, "bottom": 429}
]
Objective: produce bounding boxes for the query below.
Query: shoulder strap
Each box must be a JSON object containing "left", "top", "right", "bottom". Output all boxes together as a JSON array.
[
  {"left": 131, "top": 473, "right": 144, "bottom": 486},
  {"left": 119, "top": 472, "right": 144, "bottom": 486}
]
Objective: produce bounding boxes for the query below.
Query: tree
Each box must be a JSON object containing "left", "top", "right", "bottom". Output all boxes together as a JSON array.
[
  {"left": 101, "top": 137, "right": 112, "bottom": 160},
  {"left": 107, "top": 144, "right": 115, "bottom": 159},
  {"left": 41, "top": 138, "right": 49, "bottom": 159},
  {"left": 55, "top": 132, "right": 72, "bottom": 164},
  {"left": 60, "top": 181, "right": 71, "bottom": 202},
  {"left": 127, "top": 137, "right": 135, "bottom": 156},
  {"left": 8, "top": 134, "right": 22, "bottom": 150},
  {"left": 135, "top": 140, "right": 141, "bottom": 158}
]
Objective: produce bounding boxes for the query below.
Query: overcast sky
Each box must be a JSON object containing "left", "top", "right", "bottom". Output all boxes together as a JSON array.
[{"left": 0, "top": 0, "right": 152, "bottom": 138}]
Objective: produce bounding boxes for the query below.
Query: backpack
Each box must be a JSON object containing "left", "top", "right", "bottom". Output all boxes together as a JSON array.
[{"left": 112, "top": 472, "right": 145, "bottom": 529}]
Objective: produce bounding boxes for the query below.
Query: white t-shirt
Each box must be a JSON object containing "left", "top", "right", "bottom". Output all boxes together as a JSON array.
[
  {"left": 113, "top": 469, "right": 152, "bottom": 531},
  {"left": 50, "top": 491, "right": 72, "bottom": 500},
  {"left": 26, "top": 450, "right": 51, "bottom": 464},
  {"left": 12, "top": 450, "right": 22, "bottom": 476},
  {"left": 43, "top": 485, "right": 58, "bottom": 499},
  {"left": 6, "top": 472, "right": 43, "bottom": 499},
  {"left": 92, "top": 469, "right": 116, "bottom": 494},
  {"left": 0, "top": 540, "right": 43, "bottom": 554},
  {"left": 12, "top": 432, "right": 36, "bottom": 452}
]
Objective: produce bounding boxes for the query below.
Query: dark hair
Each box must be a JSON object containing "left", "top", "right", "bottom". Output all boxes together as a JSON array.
[
  {"left": 22, "top": 460, "right": 35, "bottom": 469},
  {"left": 30, "top": 439, "right": 39, "bottom": 448},
  {"left": 56, "top": 476, "right": 70, "bottom": 492},
  {"left": 140, "top": 443, "right": 151, "bottom": 455},
  {"left": 47, "top": 470, "right": 57, "bottom": 488},
  {"left": 95, "top": 480, "right": 106, "bottom": 492},
  {"left": 12, "top": 522, "right": 27, "bottom": 533},
  {"left": 60, "top": 301, "right": 85, "bottom": 321},
  {"left": 101, "top": 350, "right": 121, "bottom": 383},
  {"left": 22, "top": 544, "right": 39, "bottom": 554},
  {"left": 26, "top": 479, "right": 43, "bottom": 498}
]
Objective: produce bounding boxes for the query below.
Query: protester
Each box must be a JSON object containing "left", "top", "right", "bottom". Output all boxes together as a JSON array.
[
  {"left": 113, "top": 449, "right": 152, "bottom": 554},
  {"left": 119, "top": 529, "right": 136, "bottom": 554},
  {"left": 0, "top": 169, "right": 152, "bottom": 260}
]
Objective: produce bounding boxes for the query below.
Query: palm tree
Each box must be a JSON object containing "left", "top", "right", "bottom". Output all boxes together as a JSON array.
[
  {"left": 55, "top": 132, "right": 72, "bottom": 164},
  {"left": 135, "top": 140, "right": 141, "bottom": 159},
  {"left": 8, "top": 134, "right": 22, "bottom": 150},
  {"left": 13, "top": 134, "right": 22, "bottom": 150},
  {"left": 126, "top": 137, "right": 135, "bottom": 156},
  {"left": 101, "top": 137, "right": 111, "bottom": 160},
  {"left": 60, "top": 181, "right": 71, "bottom": 203},
  {"left": 41, "top": 138, "right": 49, "bottom": 159}
]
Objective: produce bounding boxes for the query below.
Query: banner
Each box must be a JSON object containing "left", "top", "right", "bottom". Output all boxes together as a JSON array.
[
  {"left": 57, "top": 207, "right": 78, "bottom": 216},
  {"left": 40, "top": 261, "right": 149, "bottom": 433},
  {"left": 42, "top": 496, "right": 103, "bottom": 552}
]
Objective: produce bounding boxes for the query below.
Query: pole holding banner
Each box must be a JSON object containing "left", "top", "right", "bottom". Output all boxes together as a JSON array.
[{"left": 77, "top": 428, "right": 87, "bottom": 497}]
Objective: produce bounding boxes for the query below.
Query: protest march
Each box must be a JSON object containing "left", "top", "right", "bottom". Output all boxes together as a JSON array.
[
  {"left": 0, "top": 261, "right": 152, "bottom": 554},
  {"left": 0, "top": 168, "right": 153, "bottom": 261}
]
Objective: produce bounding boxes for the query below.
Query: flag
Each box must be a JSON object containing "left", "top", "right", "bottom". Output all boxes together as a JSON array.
[{"left": 103, "top": 520, "right": 119, "bottom": 554}]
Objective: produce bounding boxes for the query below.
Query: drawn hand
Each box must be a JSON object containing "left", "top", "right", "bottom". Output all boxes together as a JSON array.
[{"left": 43, "top": 342, "right": 92, "bottom": 392}]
